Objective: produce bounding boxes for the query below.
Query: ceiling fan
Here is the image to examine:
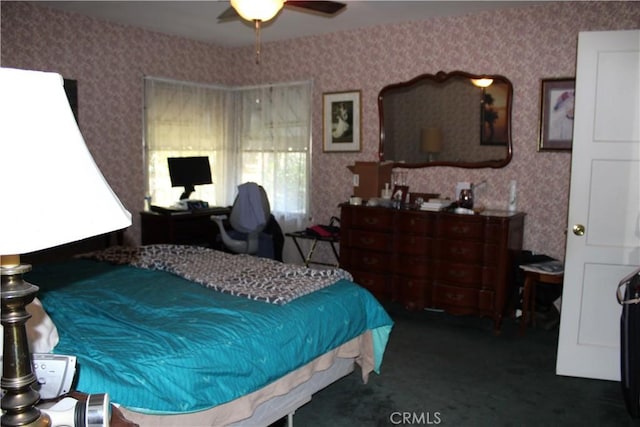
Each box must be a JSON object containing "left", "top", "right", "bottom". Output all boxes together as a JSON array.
[
  {"left": 218, "top": 1, "right": 346, "bottom": 64},
  {"left": 217, "top": 1, "right": 347, "bottom": 23}
]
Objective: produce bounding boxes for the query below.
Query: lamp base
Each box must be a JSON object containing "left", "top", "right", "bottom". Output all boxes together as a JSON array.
[{"left": 1, "top": 262, "right": 50, "bottom": 427}]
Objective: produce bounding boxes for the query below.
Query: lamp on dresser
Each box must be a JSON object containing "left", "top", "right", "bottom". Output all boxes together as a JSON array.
[
  {"left": 0, "top": 68, "right": 131, "bottom": 426},
  {"left": 421, "top": 127, "right": 443, "bottom": 162}
]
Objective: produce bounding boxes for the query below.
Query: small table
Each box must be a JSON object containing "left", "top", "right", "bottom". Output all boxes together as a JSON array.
[
  {"left": 286, "top": 231, "right": 339, "bottom": 267},
  {"left": 519, "top": 269, "right": 564, "bottom": 336}
]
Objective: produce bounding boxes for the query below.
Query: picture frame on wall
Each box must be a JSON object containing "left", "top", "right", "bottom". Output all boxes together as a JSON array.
[
  {"left": 538, "top": 78, "right": 575, "bottom": 151},
  {"left": 323, "top": 90, "right": 361, "bottom": 152}
]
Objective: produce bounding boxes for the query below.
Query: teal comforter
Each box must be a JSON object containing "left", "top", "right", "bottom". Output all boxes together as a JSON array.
[{"left": 28, "top": 259, "right": 393, "bottom": 414}]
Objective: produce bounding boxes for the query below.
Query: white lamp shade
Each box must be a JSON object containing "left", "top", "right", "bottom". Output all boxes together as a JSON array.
[
  {"left": 231, "top": 0, "right": 284, "bottom": 21},
  {"left": 0, "top": 68, "right": 131, "bottom": 255}
]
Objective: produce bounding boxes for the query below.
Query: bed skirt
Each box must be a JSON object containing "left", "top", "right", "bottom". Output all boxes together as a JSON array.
[{"left": 119, "top": 331, "right": 374, "bottom": 426}]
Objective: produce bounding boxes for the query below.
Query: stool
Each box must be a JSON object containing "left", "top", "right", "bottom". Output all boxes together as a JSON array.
[{"left": 519, "top": 270, "right": 564, "bottom": 335}]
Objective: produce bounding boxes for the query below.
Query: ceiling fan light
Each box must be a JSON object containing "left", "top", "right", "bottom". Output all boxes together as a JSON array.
[
  {"left": 231, "top": 0, "right": 285, "bottom": 22},
  {"left": 471, "top": 78, "right": 494, "bottom": 88}
]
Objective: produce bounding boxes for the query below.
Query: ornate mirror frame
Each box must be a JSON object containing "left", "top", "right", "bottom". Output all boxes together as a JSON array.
[{"left": 378, "top": 70, "right": 513, "bottom": 168}]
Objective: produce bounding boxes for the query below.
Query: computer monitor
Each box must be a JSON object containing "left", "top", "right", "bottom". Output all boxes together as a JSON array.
[{"left": 167, "top": 156, "right": 212, "bottom": 200}]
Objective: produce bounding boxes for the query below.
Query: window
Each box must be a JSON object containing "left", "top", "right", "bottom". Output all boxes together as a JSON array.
[
  {"left": 234, "top": 84, "right": 311, "bottom": 220},
  {"left": 144, "top": 79, "right": 231, "bottom": 206},
  {"left": 144, "top": 78, "right": 311, "bottom": 229}
]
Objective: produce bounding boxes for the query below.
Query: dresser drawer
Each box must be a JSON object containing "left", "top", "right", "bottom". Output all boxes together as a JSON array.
[
  {"left": 434, "top": 261, "right": 482, "bottom": 286},
  {"left": 432, "top": 283, "right": 478, "bottom": 310},
  {"left": 436, "top": 216, "right": 484, "bottom": 240},
  {"left": 351, "top": 270, "right": 391, "bottom": 301},
  {"left": 348, "top": 229, "right": 392, "bottom": 251},
  {"left": 434, "top": 239, "right": 484, "bottom": 264},
  {"left": 434, "top": 240, "right": 500, "bottom": 266},
  {"left": 349, "top": 248, "right": 392, "bottom": 273},
  {"left": 393, "top": 234, "right": 432, "bottom": 256},
  {"left": 393, "top": 254, "right": 431, "bottom": 277},
  {"left": 395, "top": 211, "right": 435, "bottom": 235},
  {"left": 432, "top": 285, "right": 495, "bottom": 314},
  {"left": 351, "top": 208, "right": 394, "bottom": 231},
  {"left": 393, "top": 275, "right": 429, "bottom": 310}
]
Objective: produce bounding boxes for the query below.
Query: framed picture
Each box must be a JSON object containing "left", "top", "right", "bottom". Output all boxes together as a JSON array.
[
  {"left": 538, "top": 78, "right": 575, "bottom": 151},
  {"left": 392, "top": 185, "right": 409, "bottom": 204},
  {"left": 480, "top": 83, "right": 510, "bottom": 146},
  {"left": 323, "top": 90, "right": 361, "bottom": 152}
]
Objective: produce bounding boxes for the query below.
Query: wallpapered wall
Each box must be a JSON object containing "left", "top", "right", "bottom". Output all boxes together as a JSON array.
[{"left": 2, "top": 1, "right": 638, "bottom": 260}]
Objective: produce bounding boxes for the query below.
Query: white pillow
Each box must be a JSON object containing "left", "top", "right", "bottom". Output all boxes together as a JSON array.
[{"left": 0, "top": 297, "right": 59, "bottom": 354}]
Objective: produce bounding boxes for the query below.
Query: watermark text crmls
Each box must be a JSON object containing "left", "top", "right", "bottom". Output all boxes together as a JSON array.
[{"left": 389, "top": 411, "right": 442, "bottom": 425}]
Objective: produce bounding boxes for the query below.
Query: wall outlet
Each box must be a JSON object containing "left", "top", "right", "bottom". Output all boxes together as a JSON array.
[{"left": 353, "top": 174, "right": 359, "bottom": 187}]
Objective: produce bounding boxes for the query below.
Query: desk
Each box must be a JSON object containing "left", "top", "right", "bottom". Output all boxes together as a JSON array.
[
  {"left": 140, "top": 208, "right": 230, "bottom": 248},
  {"left": 286, "top": 231, "right": 339, "bottom": 267}
]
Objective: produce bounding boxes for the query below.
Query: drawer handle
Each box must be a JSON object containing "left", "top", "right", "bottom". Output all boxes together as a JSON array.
[
  {"left": 359, "top": 237, "right": 375, "bottom": 245},
  {"left": 363, "top": 257, "right": 378, "bottom": 266},
  {"left": 451, "top": 225, "right": 470, "bottom": 234},
  {"left": 446, "top": 292, "right": 464, "bottom": 301},
  {"left": 448, "top": 270, "right": 467, "bottom": 279},
  {"left": 450, "top": 247, "right": 469, "bottom": 255},
  {"left": 364, "top": 217, "right": 380, "bottom": 225}
]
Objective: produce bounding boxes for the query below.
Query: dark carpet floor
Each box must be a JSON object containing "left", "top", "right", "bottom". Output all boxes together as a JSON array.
[{"left": 291, "top": 303, "right": 638, "bottom": 427}]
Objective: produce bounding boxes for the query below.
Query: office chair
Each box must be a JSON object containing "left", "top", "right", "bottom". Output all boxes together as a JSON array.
[{"left": 212, "top": 182, "right": 270, "bottom": 255}]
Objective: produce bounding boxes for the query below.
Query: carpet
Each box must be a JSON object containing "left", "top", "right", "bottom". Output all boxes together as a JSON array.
[{"left": 291, "top": 303, "right": 636, "bottom": 426}]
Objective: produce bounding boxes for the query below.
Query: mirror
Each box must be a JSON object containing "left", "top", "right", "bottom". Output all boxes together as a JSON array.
[{"left": 378, "top": 71, "right": 513, "bottom": 168}]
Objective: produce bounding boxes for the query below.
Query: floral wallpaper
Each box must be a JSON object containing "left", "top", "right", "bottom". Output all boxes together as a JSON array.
[{"left": 2, "top": 1, "right": 639, "bottom": 260}]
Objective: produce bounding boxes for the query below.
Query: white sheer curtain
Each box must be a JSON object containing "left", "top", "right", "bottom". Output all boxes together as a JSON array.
[
  {"left": 233, "top": 82, "right": 312, "bottom": 263},
  {"left": 145, "top": 78, "right": 312, "bottom": 263},
  {"left": 144, "top": 78, "right": 233, "bottom": 207}
]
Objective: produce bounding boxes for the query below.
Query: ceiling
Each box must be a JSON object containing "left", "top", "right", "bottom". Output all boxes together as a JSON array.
[{"left": 32, "top": 1, "right": 545, "bottom": 48}]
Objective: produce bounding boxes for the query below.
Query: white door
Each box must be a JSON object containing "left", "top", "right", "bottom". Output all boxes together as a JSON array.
[{"left": 556, "top": 30, "right": 640, "bottom": 381}]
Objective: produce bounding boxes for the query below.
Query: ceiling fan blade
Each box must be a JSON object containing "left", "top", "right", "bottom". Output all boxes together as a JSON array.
[
  {"left": 285, "top": 1, "right": 346, "bottom": 16},
  {"left": 217, "top": 6, "right": 240, "bottom": 22}
]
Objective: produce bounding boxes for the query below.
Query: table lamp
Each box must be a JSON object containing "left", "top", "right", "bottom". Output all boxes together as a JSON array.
[
  {"left": 421, "top": 127, "right": 443, "bottom": 162},
  {"left": 0, "top": 68, "right": 131, "bottom": 426}
]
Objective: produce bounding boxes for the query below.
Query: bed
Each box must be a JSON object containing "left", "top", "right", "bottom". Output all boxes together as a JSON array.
[{"left": 26, "top": 244, "right": 393, "bottom": 426}]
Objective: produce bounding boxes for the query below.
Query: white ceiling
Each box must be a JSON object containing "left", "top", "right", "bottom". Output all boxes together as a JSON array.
[{"left": 32, "top": 1, "right": 546, "bottom": 48}]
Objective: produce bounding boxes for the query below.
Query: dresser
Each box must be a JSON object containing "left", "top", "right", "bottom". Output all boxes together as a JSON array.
[{"left": 339, "top": 205, "right": 525, "bottom": 332}]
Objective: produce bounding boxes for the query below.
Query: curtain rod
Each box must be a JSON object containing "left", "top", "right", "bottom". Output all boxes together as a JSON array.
[{"left": 144, "top": 75, "right": 312, "bottom": 91}]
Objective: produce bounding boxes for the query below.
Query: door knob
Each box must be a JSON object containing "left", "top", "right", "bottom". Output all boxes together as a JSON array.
[{"left": 573, "top": 224, "right": 585, "bottom": 236}]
